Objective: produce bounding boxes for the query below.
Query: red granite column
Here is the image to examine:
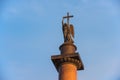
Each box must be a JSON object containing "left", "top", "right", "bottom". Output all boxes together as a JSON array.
[
  {"left": 59, "top": 42, "right": 77, "bottom": 80},
  {"left": 59, "top": 63, "right": 77, "bottom": 80}
]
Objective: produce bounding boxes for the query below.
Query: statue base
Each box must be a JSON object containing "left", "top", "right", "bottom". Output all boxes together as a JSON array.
[{"left": 59, "top": 42, "right": 77, "bottom": 55}]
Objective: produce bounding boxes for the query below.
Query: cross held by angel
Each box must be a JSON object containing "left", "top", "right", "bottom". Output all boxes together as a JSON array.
[{"left": 62, "top": 13, "right": 74, "bottom": 43}]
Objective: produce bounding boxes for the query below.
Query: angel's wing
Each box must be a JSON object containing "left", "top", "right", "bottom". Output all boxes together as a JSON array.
[{"left": 70, "top": 24, "right": 74, "bottom": 38}]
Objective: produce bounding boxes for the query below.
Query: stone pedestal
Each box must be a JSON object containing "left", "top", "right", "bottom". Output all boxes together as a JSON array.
[{"left": 51, "top": 42, "right": 84, "bottom": 80}]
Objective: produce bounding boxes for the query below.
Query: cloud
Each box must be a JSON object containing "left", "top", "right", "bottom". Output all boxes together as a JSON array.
[
  {"left": 76, "top": 0, "right": 120, "bottom": 16},
  {"left": 1, "top": 0, "right": 44, "bottom": 21},
  {"left": 1, "top": 7, "right": 17, "bottom": 19},
  {"left": 98, "top": 0, "right": 120, "bottom": 16}
]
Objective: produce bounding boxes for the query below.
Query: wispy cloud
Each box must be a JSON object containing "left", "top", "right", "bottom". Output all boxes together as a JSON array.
[
  {"left": 97, "top": 0, "right": 120, "bottom": 16},
  {"left": 1, "top": 0, "right": 44, "bottom": 21}
]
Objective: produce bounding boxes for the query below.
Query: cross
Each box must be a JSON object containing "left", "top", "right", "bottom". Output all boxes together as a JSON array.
[{"left": 63, "top": 12, "right": 73, "bottom": 25}]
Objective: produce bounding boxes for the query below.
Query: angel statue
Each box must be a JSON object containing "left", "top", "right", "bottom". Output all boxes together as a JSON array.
[{"left": 62, "top": 13, "right": 74, "bottom": 43}]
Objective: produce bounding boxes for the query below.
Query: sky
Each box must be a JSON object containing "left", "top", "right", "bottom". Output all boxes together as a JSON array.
[{"left": 0, "top": 0, "right": 120, "bottom": 80}]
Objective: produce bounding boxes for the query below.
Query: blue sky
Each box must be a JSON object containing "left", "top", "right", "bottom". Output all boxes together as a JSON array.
[{"left": 0, "top": 0, "right": 120, "bottom": 80}]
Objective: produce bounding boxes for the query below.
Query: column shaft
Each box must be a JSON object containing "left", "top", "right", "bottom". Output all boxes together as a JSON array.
[{"left": 59, "top": 63, "right": 77, "bottom": 80}]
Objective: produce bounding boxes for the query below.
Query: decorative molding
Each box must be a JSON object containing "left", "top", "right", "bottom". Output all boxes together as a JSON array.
[
  {"left": 59, "top": 57, "right": 81, "bottom": 69},
  {"left": 51, "top": 53, "right": 84, "bottom": 72}
]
